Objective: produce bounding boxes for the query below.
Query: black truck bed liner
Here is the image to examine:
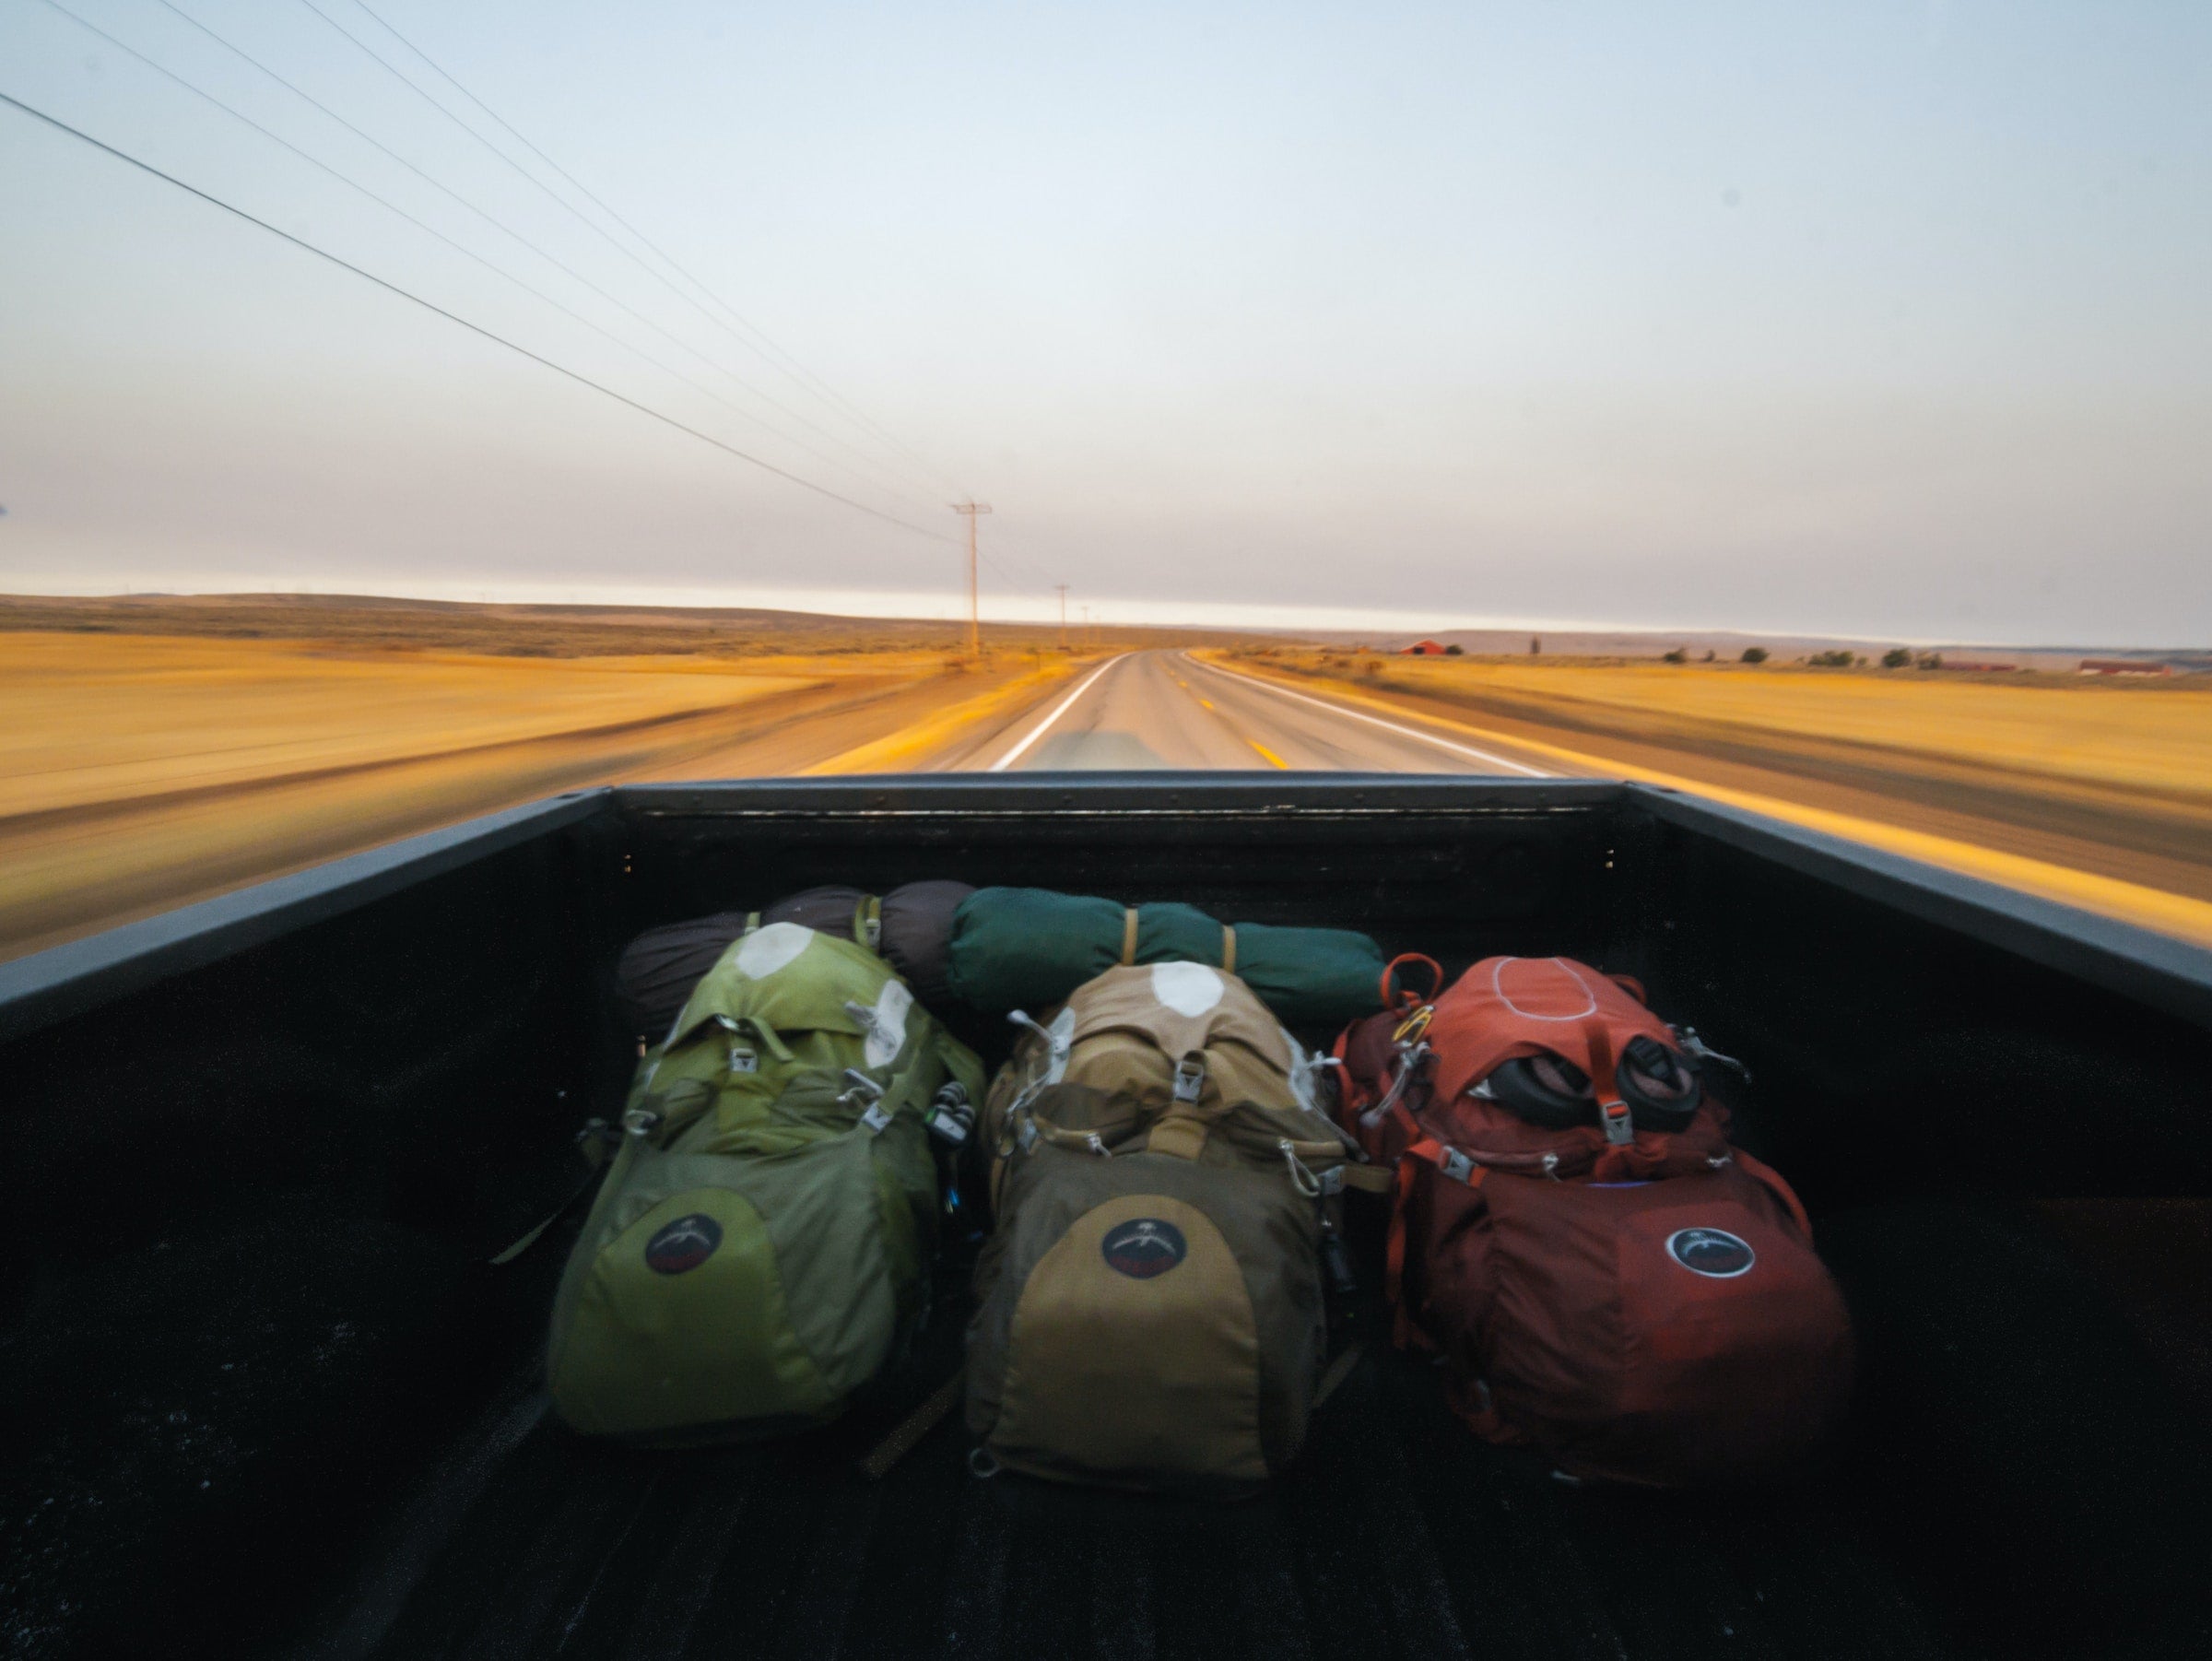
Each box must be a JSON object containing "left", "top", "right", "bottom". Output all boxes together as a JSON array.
[
  {"left": 311, "top": 1281, "right": 1968, "bottom": 1661},
  {"left": 298, "top": 1184, "right": 2212, "bottom": 1661}
]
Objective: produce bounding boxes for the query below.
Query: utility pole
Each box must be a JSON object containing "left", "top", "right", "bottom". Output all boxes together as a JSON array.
[
  {"left": 951, "top": 501, "right": 992, "bottom": 656},
  {"left": 1054, "top": 583, "right": 1070, "bottom": 650}
]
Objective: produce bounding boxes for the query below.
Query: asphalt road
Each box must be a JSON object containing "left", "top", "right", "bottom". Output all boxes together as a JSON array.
[{"left": 941, "top": 650, "right": 1563, "bottom": 774}]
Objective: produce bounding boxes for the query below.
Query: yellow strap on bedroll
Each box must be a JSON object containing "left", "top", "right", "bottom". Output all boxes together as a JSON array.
[
  {"left": 853, "top": 894, "right": 883, "bottom": 951},
  {"left": 1121, "top": 907, "right": 1140, "bottom": 965},
  {"left": 1221, "top": 925, "right": 1237, "bottom": 975}
]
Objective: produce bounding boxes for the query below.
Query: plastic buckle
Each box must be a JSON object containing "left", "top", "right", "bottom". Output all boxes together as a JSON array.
[
  {"left": 926, "top": 1082, "right": 974, "bottom": 1147},
  {"left": 1319, "top": 1166, "right": 1346, "bottom": 1196},
  {"left": 1438, "top": 1147, "right": 1477, "bottom": 1184},
  {"left": 1173, "top": 1057, "right": 1206, "bottom": 1103},
  {"left": 840, "top": 1068, "right": 891, "bottom": 1132},
  {"left": 1598, "top": 1098, "right": 1635, "bottom": 1146},
  {"left": 726, "top": 1043, "right": 757, "bottom": 1075}
]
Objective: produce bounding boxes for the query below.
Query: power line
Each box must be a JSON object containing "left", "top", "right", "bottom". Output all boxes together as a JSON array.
[
  {"left": 293, "top": 0, "right": 963, "bottom": 506},
  {"left": 141, "top": 0, "right": 946, "bottom": 521},
  {"left": 35, "top": 0, "right": 936, "bottom": 523},
  {"left": 980, "top": 520, "right": 1072, "bottom": 591},
  {"left": 0, "top": 88, "right": 954, "bottom": 542},
  {"left": 339, "top": 0, "right": 971, "bottom": 503}
]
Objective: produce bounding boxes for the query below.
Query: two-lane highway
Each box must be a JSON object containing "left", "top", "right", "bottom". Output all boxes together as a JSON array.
[{"left": 937, "top": 651, "right": 1566, "bottom": 775}]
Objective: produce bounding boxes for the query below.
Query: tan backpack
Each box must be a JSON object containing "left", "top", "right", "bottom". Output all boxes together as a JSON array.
[{"left": 965, "top": 962, "right": 1387, "bottom": 1493}]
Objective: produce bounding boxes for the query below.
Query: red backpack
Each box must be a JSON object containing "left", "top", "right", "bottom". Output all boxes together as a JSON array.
[{"left": 1336, "top": 955, "right": 1854, "bottom": 1487}]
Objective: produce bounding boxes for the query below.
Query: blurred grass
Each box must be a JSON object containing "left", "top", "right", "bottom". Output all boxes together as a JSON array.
[
  {"left": 1347, "top": 656, "right": 2212, "bottom": 801},
  {"left": 1217, "top": 650, "right": 2212, "bottom": 946},
  {"left": 0, "top": 624, "right": 1030, "bottom": 957},
  {"left": 0, "top": 632, "right": 827, "bottom": 818}
]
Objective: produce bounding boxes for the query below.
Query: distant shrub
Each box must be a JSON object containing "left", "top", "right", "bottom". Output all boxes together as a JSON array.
[
  {"left": 1444, "top": 643, "right": 1464, "bottom": 655},
  {"left": 1808, "top": 649, "right": 1856, "bottom": 667},
  {"left": 1918, "top": 653, "right": 1944, "bottom": 670},
  {"left": 1740, "top": 646, "right": 1769, "bottom": 664},
  {"left": 1882, "top": 647, "right": 1913, "bottom": 669},
  {"left": 1662, "top": 647, "right": 1689, "bottom": 664}
]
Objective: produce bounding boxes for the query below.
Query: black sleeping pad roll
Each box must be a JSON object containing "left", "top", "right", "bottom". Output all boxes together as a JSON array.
[
  {"left": 613, "top": 910, "right": 752, "bottom": 1039},
  {"left": 764, "top": 884, "right": 871, "bottom": 936},
  {"left": 613, "top": 882, "right": 975, "bottom": 1038},
  {"left": 877, "top": 880, "right": 975, "bottom": 1009},
  {"left": 611, "top": 888, "right": 862, "bottom": 1039}
]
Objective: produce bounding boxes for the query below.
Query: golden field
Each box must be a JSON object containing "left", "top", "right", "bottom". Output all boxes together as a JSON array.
[
  {"left": 0, "top": 626, "right": 1071, "bottom": 958},
  {"left": 1332, "top": 655, "right": 2212, "bottom": 803},
  {"left": 1223, "top": 649, "right": 2212, "bottom": 943},
  {"left": 0, "top": 632, "right": 821, "bottom": 818}
]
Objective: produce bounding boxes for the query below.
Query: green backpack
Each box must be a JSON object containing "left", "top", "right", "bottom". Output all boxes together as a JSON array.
[{"left": 548, "top": 922, "right": 983, "bottom": 1443}]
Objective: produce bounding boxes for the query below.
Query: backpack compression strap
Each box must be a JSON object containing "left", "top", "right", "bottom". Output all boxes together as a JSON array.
[{"left": 1382, "top": 1136, "right": 1488, "bottom": 1350}]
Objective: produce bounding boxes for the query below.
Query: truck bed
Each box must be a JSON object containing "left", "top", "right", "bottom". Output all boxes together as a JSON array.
[
  {"left": 290, "top": 1190, "right": 2210, "bottom": 1661},
  {"left": 304, "top": 1274, "right": 1953, "bottom": 1661}
]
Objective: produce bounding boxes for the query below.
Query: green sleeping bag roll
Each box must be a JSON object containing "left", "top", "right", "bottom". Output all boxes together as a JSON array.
[{"left": 945, "top": 887, "right": 1385, "bottom": 1027}]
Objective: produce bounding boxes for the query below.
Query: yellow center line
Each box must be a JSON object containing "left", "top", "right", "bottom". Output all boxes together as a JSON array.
[
  {"left": 1199, "top": 698, "right": 1215, "bottom": 711},
  {"left": 1249, "top": 740, "right": 1288, "bottom": 769}
]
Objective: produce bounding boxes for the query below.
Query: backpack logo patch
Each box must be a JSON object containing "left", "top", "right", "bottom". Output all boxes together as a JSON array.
[
  {"left": 1101, "top": 1218, "right": 1187, "bottom": 1279},
  {"left": 1666, "top": 1227, "right": 1756, "bottom": 1278},
  {"left": 644, "top": 1213, "right": 724, "bottom": 1275}
]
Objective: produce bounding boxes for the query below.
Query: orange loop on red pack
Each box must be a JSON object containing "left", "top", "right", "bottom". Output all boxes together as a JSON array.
[{"left": 1381, "top": 952, "right": 1443, "bottom": 1012}]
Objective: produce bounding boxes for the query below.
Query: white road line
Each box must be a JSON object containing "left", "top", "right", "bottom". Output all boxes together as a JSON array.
[
  {"left": 987, "top": 653, "right": 1133, "bottom": 772},
  {"left": 1190, "top": 655, "right": 1555, "bottom": 776}
]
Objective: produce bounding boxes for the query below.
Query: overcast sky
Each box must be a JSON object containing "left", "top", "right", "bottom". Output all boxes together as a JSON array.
[{"left": 2, "top": 1, "right": 2206, "bottom": 643}]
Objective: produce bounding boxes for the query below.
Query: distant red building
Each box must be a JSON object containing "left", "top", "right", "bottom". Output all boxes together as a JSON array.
[
  {"left": 1937, "top": 660, "right": 2018, "bottom": 672},
  {"left": 2078, "top": 658, "right": 2172, "bottom": 677},
  {"left": 1400, "top": 640, "right": 1449, "bottom": 655}
]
